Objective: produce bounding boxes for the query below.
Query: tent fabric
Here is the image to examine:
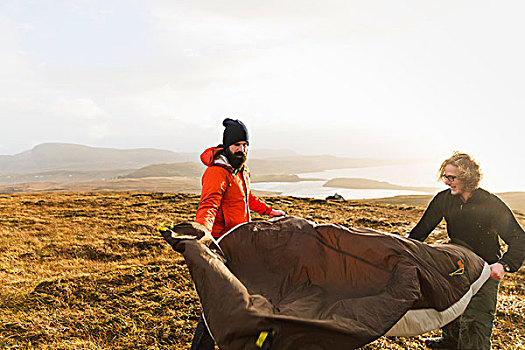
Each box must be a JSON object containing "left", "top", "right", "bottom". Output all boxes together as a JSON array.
[{"left": 172, "top": 216, "right": 489, "bottom": 350}]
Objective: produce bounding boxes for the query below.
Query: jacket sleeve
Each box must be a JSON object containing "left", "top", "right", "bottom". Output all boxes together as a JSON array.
[
  {"left": 408, "top": 195, "right": 444, "bottom": 241},
  {"left": 248, "top": 191, "right": 273, "bottom": 215},
  {"left": 493, "top": 199, "right": 525, "bottom": 272},
  {"left": 195, "top": 167, "right": 230, "bottom": 233}
]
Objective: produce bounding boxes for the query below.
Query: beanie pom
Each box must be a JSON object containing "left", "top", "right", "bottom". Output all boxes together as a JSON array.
[{"left": 223, "top": 118, "right": 235, "bottom": 127}]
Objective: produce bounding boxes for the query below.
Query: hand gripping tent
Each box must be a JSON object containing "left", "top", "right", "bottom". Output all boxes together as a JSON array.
[{"left": 164, "top": 216, "right": 490, "bottom": 350}]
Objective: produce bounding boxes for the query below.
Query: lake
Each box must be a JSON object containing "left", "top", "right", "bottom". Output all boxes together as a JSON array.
[
  {"left": 251, "top": 180, "right": 435, "bottom": 200},
  {"left": 250, "top": 162, "right": 524, "bottom": 199},
  {"left": 251, "top": 163, "right": 443, "bottom": 199}
]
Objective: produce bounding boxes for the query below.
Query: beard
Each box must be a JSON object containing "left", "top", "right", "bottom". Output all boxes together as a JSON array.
[{"left": 224, "top": 147, "right": 247, "bottom": 170}]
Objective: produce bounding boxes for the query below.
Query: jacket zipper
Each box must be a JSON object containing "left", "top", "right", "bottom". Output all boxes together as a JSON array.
[{"left": 240, "top": 169, "right": 251, "bottom": 221}]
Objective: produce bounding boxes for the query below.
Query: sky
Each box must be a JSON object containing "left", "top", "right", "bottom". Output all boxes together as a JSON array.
[{"left": 1, "top": 1, "right": 524, "bottom": 191}]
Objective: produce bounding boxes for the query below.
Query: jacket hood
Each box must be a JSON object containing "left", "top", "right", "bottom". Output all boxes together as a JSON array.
[{"left": 200, "top": 146, "right": 229, "bottom": 168}]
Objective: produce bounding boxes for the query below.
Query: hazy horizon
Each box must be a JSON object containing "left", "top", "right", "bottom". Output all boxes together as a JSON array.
[
  {"left": 0, "top": 141, "right": 523, "bottom": 193},
  {"left": 0, "top": 141, "right": 427, "bottom": 161},
  {"left": 1, "top": 1, "right": 524, "bottom": 191}
]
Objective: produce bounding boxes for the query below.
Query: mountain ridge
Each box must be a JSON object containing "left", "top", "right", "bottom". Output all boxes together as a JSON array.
[{"left": 0, "top": 143, "right": 196, "bottom": 172}]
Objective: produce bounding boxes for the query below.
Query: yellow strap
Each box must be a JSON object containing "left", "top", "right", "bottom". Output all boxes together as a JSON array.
[
  {"left": 449, "top": 268, "right": 464, "bottom": 276},
  {"left": 256, "top": 331, "right": 269, "bottom": 348},
  {"left": 156, "top": 221, "right": 173, "bottom": 232},
  {"left": 156, "top": 221, "right": 167, "bottom": 232},
  {"left": 449, "top": 259, "right": 465, "bottom": 276}
]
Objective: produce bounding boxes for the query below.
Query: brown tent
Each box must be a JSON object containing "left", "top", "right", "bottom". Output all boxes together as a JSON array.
[{"left": 163, "top": 216, "right": 490, "bottom": 350}]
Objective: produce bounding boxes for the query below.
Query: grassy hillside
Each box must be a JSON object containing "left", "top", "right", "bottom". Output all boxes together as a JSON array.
[
  {"left": 364, "top": 192, "right": 525, "bottom": 213},
  {"left": 0, "top": 177, "right": 202, "bottom": 194},
  {"left": 1, "top": 192, "right": 524, "bottom": 349},
  {"left": 0, "top": 169, "right": 132, "bottom": 185}
]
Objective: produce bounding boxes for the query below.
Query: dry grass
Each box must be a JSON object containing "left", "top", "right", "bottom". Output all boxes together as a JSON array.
[{"left": 0, "top": 192, "right": 523, "bottom": 349}]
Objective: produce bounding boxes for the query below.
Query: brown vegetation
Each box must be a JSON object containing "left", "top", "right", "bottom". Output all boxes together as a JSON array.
[
  {"left": 1, "top": 192, "right": 523, "bottom": 349},
  {"left": 0, "top": 178, "right": 202, "bottom": 195},
  {"left": 364, "top": 193, "right": 525, "bottom": 213}
]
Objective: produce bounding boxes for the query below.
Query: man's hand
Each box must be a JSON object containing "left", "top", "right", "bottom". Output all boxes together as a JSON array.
[
  {"left": 269, "top": 209, "right": 286, "bottom": 218},
  {"left": 489, "top": 262, "right": 505, "bottom": 280}
]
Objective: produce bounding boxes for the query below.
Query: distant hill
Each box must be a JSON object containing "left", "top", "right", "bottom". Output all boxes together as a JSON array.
[
  {"left": 0, "top": 143, "right": 415, "bottom": 184},
  {"left": 0, "top": 143, "right": 196, "bottom": 172},
  {"left": 324, "top": 178, "right": 439, "bottom": 193},
  {"left": 114, "top": 156, "right": 410, "bottom": 180},
  {"left": 492, "top": 192, "right": 525, "bottom": 215},
  {"left": 122, "top": 163, "right": 205, "bottom": 179}
]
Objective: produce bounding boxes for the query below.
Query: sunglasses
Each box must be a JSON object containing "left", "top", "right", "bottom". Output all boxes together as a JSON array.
[{"left": 441, "top": 174, "right": 458, "bottom": 182}]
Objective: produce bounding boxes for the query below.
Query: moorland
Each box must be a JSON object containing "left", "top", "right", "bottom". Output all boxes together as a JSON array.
[{"left": 1, "top": 191, "right": 524, "bottom": 349}]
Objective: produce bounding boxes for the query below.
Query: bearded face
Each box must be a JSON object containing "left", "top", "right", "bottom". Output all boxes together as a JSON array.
[{"left": 224, "top": 146, "right": 247, "bottom": 169}]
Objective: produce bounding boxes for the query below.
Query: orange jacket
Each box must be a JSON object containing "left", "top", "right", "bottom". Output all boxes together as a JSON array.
[{"left": 195, "top": 146, "right": 273, "bottom": 238}]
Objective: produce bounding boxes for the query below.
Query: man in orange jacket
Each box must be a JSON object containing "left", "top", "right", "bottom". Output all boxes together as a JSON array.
[
  {"left": 195, "top": 118, "right": 285, "bottom": 238},
  {"left": 190, "top": 118, "right": 285, "bottom": 349}
]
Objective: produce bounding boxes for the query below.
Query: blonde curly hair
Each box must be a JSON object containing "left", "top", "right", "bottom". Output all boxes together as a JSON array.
[{"left": 438, "top": 152, "right": 482, "bottom": 192}]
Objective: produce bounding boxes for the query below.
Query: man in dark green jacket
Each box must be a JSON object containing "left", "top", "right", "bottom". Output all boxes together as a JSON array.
[{"left": 409, "top": 152, "right": 525, "bottom": 350}]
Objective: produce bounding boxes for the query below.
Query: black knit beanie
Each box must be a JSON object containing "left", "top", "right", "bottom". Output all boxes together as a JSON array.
[{"left": 222, "top": 118, "right": 249, "bottom": 149}]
